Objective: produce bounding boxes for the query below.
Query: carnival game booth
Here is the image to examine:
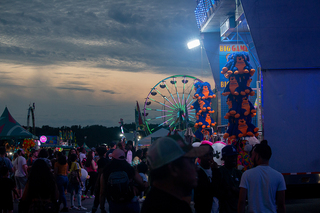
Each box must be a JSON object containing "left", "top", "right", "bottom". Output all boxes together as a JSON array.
[{"left": 0, "top": 107, "right": 37, "bottom": 156}]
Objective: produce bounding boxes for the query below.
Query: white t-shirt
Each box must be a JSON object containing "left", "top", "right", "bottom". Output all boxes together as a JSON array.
[
  {"left": 13, "top": 156, "right": 27, "bottom": 177},
  {"left": 239, "top": 165, "right": 286, "bottom": 213},
  {"left": 126, "top": 150, "right": 132, "bottom": 165}
]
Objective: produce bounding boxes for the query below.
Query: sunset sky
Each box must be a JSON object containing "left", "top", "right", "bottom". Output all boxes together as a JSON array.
[{"left": 0, "top": 0, "right": 215, "bottom": 128}]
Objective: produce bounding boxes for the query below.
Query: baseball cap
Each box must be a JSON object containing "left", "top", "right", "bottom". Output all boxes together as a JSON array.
[
  {"left": 147, "top": 137, "right": 211, "bottom": 170},
  {"left": 111, "top": 149, "right": 125, "bottom": 160},
  {"left": 222, "top": 145, "right": 238, "bottom": 157}
]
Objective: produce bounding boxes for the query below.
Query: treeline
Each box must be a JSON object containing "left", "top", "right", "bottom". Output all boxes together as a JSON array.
[{"left": 33, "top": 123, "right": 138, "bottom": 148}]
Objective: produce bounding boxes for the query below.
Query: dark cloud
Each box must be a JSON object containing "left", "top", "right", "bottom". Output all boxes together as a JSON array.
[
  {"left": 0, "top": 0, "right": 201, "bottom": 74},
  {"left": 56, "top": 86, "right": 94, "bottom": 92},
  {"left": 101, "top": 90, "right": 118, "bottom": 94}
]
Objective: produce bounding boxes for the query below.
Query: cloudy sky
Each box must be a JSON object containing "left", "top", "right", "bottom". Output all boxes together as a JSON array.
[{"left": 0, "top": 0, "right": 214, "bottom": 128}]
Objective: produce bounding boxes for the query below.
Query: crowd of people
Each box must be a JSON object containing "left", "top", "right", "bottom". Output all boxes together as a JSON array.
[{"left": 0, "top": 136, "right": 286, "bottom": 213}]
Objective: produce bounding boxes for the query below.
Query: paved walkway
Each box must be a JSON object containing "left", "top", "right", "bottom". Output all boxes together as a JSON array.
[{"left": 13, "top": 193, "right": 110, "bottom": 213}]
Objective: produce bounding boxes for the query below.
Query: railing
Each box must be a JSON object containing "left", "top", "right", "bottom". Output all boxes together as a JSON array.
[{"left": 194, "top": 0, "right": 215, "bottom": 28}]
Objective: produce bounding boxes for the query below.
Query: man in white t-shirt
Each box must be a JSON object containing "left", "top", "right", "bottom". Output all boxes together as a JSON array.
[
  {"left": 238, "top": 140, "right": 286, "bottom": 213},
  {"left": 13, "top": 149, "right": 28, "bottom": 198}
]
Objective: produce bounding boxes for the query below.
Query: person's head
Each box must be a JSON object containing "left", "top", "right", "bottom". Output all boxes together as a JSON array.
[
  {"left": 79, "top": 147, "right": 86, "bottom": 154},
  {"left": 117, "top": 142, "right": 123, "bottom": 149},
  {"left": 111, "top": 149, "right": 126, "bottom": 161},
  {"left": 109, "top": 141, "right": 116, "bottom": 149},
  {"left": 135, "top": 149, "right": 143, "bottom": 158},
  {"left": 251, "top": 140, "right": 272, "bottom": 166},
  {"left": 31, "top": 149, "right": 38, "bottom": 158},
  {"left": 142, "top": 148, "right": 148, "bottom": 157},
  {"left": 0, "top": 166, "right": 9, "bottom": 177},
  {"left": 54, "top": 151, "right": 60, "bottom": 159},
  {"left": 57, "top": 154, "right": 67, "bottom": 165},
  {"left": 198, "top": 144, "right": 214, "bottom": 169},
  {"left": 27, "top": 159, "right": 56, "bottom": 199},
  {"left": 0, "top": 146, "right": 6, "bottom": 156},
  {"left": 137, "top": 162, "right": 148, "bottom": 174},
  {"left": 127, "top": 140, "right": 133, "bottom": 150},
  {"left": 13, "top": 152, "right": 19, "bottom": 160},
  {"left": 69, "top": 153, "right": 78, "bottom": 162},
  {"left": 17, "top": 149, "right": 24, "bottom": 156},
  {"left": 38, "top": 149, "right": 49, "bottom": 158},
  {"left": 69, "top": 148, "right": 76, "bottom": 156},
  {"left": 148, "top": 137, "right": 210, "bottom": 195},
  {"left": 96, "top": 146, "right": 107, "bottom": 158},
  {"left": 221, "top": 145, "right": 238, "bottom": 169}
]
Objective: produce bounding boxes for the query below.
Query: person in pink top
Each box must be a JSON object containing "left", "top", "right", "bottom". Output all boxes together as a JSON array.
[{"left": 84, "top": 151, "right": 98, "bottom": 198}]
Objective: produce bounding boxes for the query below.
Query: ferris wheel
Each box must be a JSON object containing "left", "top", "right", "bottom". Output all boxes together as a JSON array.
[{"left": 143, "top": 75, "right": 203, "bottom": 134}]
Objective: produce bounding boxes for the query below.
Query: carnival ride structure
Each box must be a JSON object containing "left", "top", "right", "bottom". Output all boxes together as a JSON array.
[{"left": 143, "top": 75, "right": 203, "bottom": 134}]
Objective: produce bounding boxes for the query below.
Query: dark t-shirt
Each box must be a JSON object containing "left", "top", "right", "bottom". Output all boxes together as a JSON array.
[
  {"left": 97, "top": 157, "right": 109, "bottom": 173},
  {"left": 217, "top": 166, "right": 242, "bottom": 213},
  {"left": 0, "top": 177, "right": 14, "bottom": 202},
  {"left": 141, "top": 186, "right": 193, "bottom": 213},
  {"left": 194, "top": 167, "right": 219, "bottom": 213}
]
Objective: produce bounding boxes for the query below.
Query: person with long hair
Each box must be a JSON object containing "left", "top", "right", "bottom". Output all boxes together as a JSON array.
[
  {"left": 84, "top": 151, "right": 98, "bottom": 198},
  {"left": 54, "top": 153, "right": 69, "bottom": 212},
  {"left": 68, "top": 154, "right": 86, "bottom": 210},
  {"left": 67, "top": 148, "right": 77, "bottom": 171},
  {"left": 36, "top": 149, "right": 52, "bottom": 168},
  {"left": 20, "top": 159, "right": 59, "bottom": 213}
]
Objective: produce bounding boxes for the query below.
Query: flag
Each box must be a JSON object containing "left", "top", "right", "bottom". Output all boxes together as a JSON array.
[{"left": 135, "top": 101, "right": 144, "bottom": 130}]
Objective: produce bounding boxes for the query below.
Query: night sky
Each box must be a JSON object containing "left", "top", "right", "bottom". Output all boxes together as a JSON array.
[{"left": 0, "top": 0, "right": 214, "bottom": 127}]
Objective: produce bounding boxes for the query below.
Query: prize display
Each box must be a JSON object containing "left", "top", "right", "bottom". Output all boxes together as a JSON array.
[{"left": 221, "top": 52, "right": 259, "bottom": 139}]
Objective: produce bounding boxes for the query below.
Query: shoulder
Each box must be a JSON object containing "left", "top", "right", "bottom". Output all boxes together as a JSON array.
[
  {"left": 20, "top": 156, "right": 27, "bottom": 163},
  {"left": 5, "top": 157, "right": 13, "bottom": 164}
]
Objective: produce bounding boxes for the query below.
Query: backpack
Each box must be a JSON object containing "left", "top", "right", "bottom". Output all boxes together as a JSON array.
[
  {"left": 69, "top": 170, "right": 80, "bottom": 184},
  {"left": 107, "top": 171, "right": 133, "bottom": 203}
]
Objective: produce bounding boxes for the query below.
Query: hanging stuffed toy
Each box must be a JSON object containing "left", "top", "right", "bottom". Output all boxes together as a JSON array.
[
  {"left": 191, "top": 81, "right": 215, "bottom": 141},
  {"left": 234, "top": 116, "right": 254, "bottom": 138},
  {"left": 222, "top": 75, "right": 239, "bottom": 96},
  {"left": 223, "top": 116, "right": 237, "bottom": 139}
]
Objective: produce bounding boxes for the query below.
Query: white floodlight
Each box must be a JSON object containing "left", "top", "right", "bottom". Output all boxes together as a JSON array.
[{"left": 187, "top": 39, "right": 200, "bottom": 49}]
